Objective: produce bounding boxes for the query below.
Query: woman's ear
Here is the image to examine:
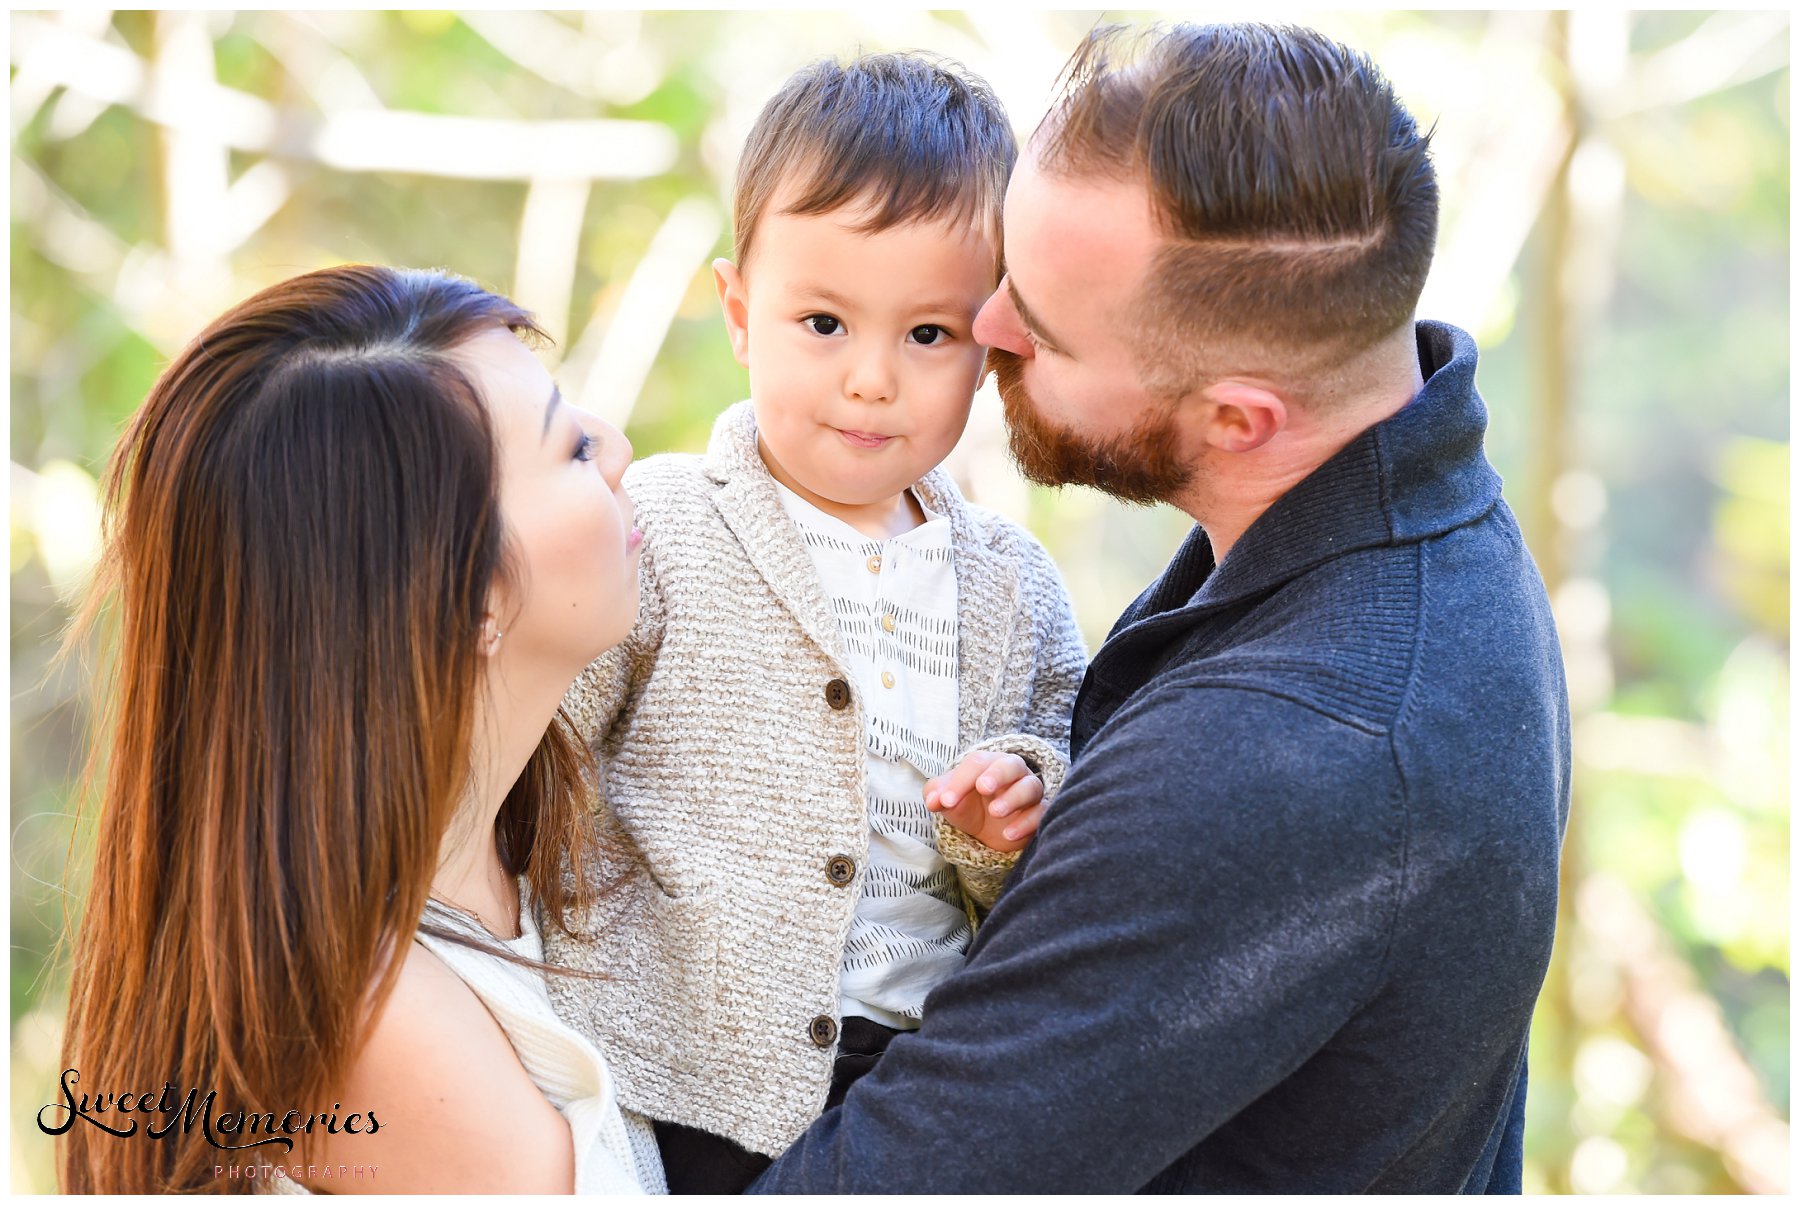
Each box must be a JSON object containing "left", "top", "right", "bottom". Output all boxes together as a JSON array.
[
  {"left": 478, "top": 613, "right": 505, "bottom": 658},
  {"left": 713, "top": 258, "right": 751, "bottom": 369}
]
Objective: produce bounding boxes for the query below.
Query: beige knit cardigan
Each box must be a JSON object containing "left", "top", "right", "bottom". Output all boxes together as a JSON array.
[{"left": 542, "top": 400, "right": 1088, "bottom": 1158}]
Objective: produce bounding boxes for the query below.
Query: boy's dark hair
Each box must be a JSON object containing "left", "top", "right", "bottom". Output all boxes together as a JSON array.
[
  {"left": 1037, "top": 23, "right": 1438, "bottom": 386},
  {"left": 733, "top": 52, "right": 1016, "bottom": 276}
]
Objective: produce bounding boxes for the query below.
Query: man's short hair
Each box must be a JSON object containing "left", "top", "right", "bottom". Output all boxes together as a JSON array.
[
  {"left": 733, "top": 52, "right": 1016, "bottom": 277},
  {"left": 1037, "top": 23, "right": 1438, "bottom": 389}
]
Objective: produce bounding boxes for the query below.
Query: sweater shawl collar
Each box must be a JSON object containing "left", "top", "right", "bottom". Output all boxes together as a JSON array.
[
  {"left": 700, "top": 400, "right": 1019, "bottom": 754},
  {"left": 1119, "top": 320, "right": 1501, "bottom": 627}
]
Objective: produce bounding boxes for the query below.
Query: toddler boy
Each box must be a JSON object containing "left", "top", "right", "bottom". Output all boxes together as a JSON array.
[{"left": 544, "top": 51, "right": 1086, "bottom": 1193}]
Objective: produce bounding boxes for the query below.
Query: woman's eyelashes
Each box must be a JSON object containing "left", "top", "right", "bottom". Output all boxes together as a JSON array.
[{"left": 573, "top": 432, "right": 597, "bottom": 463}]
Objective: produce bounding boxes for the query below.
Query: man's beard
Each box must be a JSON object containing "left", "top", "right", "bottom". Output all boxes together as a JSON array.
[{"left": 988, "top": 348, "right": 1194, "bottom": 506}]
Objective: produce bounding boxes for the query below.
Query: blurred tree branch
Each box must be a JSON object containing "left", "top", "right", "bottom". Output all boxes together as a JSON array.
[
  {"left": 10, "top": 11, "right": 678, "bottom": 181},
  {"left": 1579, "top": 874, "right": 1790, "bottom": 1193},
  {"left": 1610, "top": 10, "right": 1790, "bottom": 117}
]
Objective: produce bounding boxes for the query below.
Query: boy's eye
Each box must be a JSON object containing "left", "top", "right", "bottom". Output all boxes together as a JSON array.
[
  {"left": 805, "top": 315, "right": 842, "bottom": 336},
  {"left": 910, "top": 324, "right": 948, "bottom": 346}
]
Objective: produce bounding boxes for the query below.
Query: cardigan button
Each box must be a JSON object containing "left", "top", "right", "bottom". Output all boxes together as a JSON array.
[
  {"left": 824, "top": 678, "right": 851, "bottom": 710},
  {"left": 809, "top": 1015, "right": 839, "bottom": 1048},
  {"left": 825, "top": 855, "right": 855, "bottom": 887}
]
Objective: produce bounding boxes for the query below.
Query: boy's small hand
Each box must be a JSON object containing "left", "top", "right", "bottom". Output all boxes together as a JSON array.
[{"left": 924, "top": 751, "right": 1045, "bottom": 853}]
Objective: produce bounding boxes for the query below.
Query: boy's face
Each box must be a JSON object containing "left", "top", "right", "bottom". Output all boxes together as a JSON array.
[{"left": 715, "top": 192, "right": 995, "bottom": 525}]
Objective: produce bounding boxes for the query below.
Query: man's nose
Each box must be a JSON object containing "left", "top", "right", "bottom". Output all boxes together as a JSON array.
[{"left": 973, "top": 281, "right": 1032, "bottom": 358}]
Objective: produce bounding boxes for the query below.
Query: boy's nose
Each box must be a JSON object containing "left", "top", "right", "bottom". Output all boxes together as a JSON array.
[
  {"left": 845, "top": 346, "right": 897, "bottom": 403},
  {"left": 973, "top": 281, "right": 1032, "bottom": 358}
]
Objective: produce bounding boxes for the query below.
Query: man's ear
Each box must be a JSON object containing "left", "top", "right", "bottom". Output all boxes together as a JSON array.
[
  {"left": 713, "top": 258, "right": 751, "bottom": 369},
  {"left": 1197, "top": 380, "right": 1286, "bottom": 454}
]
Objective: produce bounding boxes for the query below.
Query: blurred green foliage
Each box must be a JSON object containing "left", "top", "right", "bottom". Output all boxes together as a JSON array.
[{"left": 9, "top": 9, "right": 1788, "bottom": 1194}]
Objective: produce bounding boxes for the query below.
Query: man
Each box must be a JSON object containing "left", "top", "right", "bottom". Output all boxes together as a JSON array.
[{"left": 751, "top": 22, "right": 1569, "bottom": 1193}]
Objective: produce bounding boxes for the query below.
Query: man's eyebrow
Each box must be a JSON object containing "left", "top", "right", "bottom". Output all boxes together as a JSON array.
[
  {"left": 541, "top": 383, "right": 562, "bottom": 441},
  {"left": 1007, "top": 278, "right": 1070, "bottom": 356}
]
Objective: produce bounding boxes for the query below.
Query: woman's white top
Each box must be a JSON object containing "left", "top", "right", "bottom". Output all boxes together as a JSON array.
[
  {"left": 775, "top": 481, "right": 973, "bottom": 1030},
  {"left": 266, "top": 889, "right": 665, "bottom": 1195}
]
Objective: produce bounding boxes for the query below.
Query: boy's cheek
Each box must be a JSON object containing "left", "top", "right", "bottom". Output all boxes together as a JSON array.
[{"left": 958, "top": 346, "right": 987, "bottom": 380}]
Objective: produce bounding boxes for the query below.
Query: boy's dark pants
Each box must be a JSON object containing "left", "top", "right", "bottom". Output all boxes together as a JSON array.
[{"left": 653, "top": 1017, "right": 900, "bottom": 1194}]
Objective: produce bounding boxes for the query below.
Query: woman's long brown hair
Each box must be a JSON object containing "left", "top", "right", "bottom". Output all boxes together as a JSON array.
[{"left": 57, "top": 264, "right": 601, "bottom": 1193}]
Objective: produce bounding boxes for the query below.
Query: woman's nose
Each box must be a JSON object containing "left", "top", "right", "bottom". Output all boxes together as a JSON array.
[{"left": 595, "top": 419, "right": 632, "bottom": 486}]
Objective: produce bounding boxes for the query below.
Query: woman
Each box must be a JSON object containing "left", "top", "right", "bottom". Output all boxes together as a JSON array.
[{"left": 56, "top": 265, "right": 662, "bottom": 1193}]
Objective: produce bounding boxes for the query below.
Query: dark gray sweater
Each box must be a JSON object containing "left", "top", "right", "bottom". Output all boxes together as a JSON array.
[{"left": 751, "top": 321, "right": 1571, "bottom": 1194}]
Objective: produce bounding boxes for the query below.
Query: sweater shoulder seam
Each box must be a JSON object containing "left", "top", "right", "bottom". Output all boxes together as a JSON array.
[
  {"left": 1367, "top": 540, "right": 1427, "bottom": 1002},
  {"left": 1149, "top": 671, "right": 1390, "bottom": 738}
]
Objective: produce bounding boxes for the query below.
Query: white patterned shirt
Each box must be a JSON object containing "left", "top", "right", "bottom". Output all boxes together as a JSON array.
[{"left": 774, "top": 482, "right": 971, "bottom": 1030}]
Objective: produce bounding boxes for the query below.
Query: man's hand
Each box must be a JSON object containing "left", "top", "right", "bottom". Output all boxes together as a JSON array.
[{"left": 924, "top": 751, "right": 1045, "bottom": 853}]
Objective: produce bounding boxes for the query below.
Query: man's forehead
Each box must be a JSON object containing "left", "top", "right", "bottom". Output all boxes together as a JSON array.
[{"left": 1004, "top": 155, "right": 1160, "bottom": 308}]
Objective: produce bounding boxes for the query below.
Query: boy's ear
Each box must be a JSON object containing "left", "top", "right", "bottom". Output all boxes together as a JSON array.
[{"left": 712, "top": 258, "right": 751, "bottom": 369}]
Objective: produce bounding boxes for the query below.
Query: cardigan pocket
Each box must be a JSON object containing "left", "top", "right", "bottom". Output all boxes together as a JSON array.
[
  {"left": 644, "top": 877, "right": 720, "bottom": 1029},
  {"left": 545, "top": 869, "right": 724, "bottom": 1115},
  {"left": 603, "top": 872, "right": 722, "bottom": 1078}
]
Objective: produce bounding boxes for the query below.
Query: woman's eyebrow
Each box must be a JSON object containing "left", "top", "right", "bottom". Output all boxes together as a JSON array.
[{"left": 541, "top": 383, "right": 563, "bottom": 441}]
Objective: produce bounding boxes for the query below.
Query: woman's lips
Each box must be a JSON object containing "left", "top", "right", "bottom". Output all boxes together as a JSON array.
[{"left": 837, "top": 428, "right": 891, "bottom": 449}]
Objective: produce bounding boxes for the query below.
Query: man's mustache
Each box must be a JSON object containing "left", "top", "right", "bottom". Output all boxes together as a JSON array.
[{"left": 985, "top": 345, "right": 1025, "bottom": 396}]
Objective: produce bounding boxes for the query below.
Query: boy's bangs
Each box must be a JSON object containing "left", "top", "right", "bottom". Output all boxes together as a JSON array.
[{"left": 777, "top": 152, "right": 995, "bottom": 240}]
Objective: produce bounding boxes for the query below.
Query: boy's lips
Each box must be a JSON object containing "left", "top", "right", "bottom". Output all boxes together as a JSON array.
[{"left": 836, "top": 427, "right": 892, "bottom": 449}]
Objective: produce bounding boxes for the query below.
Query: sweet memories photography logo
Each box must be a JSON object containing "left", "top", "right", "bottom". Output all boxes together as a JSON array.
[{"left": 37, "top": 1067, "right": 379, "bottom": 1152}]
